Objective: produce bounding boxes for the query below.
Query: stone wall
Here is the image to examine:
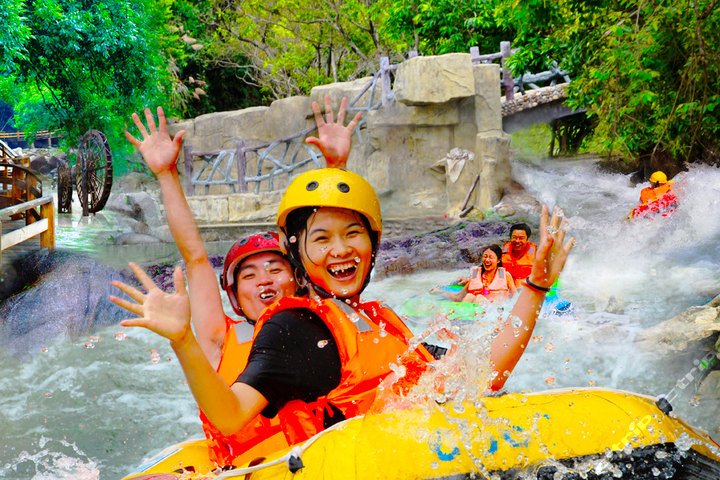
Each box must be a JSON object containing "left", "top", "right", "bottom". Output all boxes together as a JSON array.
[{"left": 167, "top": 53, "right": 511, "bottom": 225}]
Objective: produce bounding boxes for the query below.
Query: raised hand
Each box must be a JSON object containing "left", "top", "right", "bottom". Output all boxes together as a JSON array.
[
  {"left": 110, "top": 262, "right": 192, "bottom": 344},
  {"left": 527, "top": 205, "right": 575, "bottom": 289},
  {"left": 305, "top": 95, "right": 363, "bottom": 169},
  {"left": 124, "top": 107, "right": 186, "bottom": 175}
]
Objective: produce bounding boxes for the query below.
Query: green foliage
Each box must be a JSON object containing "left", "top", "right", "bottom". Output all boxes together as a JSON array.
[
  {"left": 384, "top": 0, "right": 720, "bottom": 163},
  {"left": 0, "top": 0, "right": 30, "bottom": 75},
  {"left": 200, "top": 0, "right": 399, "bottom": 98},
  {"left": 1, "top": 0, "right": 178, "bottom": 175},
  {"left": 168, "top": 0, "right": 265, "bottom": 116},
  {"left": 383, "top": 0, "right": 510, "bottom": 56},
  {"left": 559, "top": 0, "right": 720, "bottom": 162}
]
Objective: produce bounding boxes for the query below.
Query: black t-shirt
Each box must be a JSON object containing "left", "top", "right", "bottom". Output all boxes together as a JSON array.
[
  {"left": 236, "top": 308, "right": 342, "bottom": 418},
  {"left": 235, "top": 307, "right": 448, "bottom": 419}
]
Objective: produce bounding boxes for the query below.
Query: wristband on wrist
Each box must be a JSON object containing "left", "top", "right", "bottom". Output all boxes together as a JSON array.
[{"left": 525, "top": 279, "right": 550, "bottom": 293}]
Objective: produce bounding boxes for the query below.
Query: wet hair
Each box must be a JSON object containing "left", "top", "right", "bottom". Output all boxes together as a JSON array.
[
  {"left": 480, "top": 244, "right": 503, "bottom": 274},
  {"left": 510, "top": 223, "right": 531, "bottom": 238},
  {"left": 283, "top": 206, "right": 379, "bottom": 298}
]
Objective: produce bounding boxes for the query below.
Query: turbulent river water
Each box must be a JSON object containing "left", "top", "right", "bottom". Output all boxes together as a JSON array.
[{"left": 1, "top": 155, "right": 719, "bottom": 479}]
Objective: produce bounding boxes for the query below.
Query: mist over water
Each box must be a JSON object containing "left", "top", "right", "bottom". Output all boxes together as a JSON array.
[{"left": 1, "top": 156, "right": 719, "bottom": 479}]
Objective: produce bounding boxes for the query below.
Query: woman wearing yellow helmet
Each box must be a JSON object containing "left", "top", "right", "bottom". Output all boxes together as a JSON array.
[{"left": 111, "top": 97, "right": 575, "bottom": 456}]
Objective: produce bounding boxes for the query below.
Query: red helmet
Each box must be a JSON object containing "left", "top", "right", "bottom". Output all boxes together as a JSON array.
[{"left": 220, "top": 232, "right": 284, "bottom": 316}]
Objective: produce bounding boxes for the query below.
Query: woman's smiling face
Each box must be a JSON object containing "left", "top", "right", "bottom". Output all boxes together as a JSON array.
[{"left": 298, "top": 207, "right": 373, "bottom": 298}]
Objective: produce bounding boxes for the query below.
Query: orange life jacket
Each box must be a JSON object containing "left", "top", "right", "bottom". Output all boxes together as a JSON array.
[
  {"left": 199, "top": 316, "right": 288, "bottom": 466},
  {"left": 501, "top": 242, "right": 536, "bottom": 282},
  {"left": 254, "top": 296, "right": 436, "bottom": 446},
  {"left": 467, "top": 266, "right": 514, "bottom": 301},
  {"left": 640, "top": 183, "right": 673, "bottom": 205}
]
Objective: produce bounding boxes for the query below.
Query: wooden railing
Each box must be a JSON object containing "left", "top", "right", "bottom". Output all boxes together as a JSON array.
[
  {"left": 0, "top": 196, "right": 55, "bottom": 266},
  {"left": 0, "top": 163, "right": 54, "bottom": 266},
  {"left": 0, "top": 130, "right": 58, "bottom": 141}
]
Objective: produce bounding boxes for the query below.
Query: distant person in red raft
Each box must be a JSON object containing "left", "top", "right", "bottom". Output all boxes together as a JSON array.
[{"left": 630, "top": 171, "right": 678, "bottom": 219}]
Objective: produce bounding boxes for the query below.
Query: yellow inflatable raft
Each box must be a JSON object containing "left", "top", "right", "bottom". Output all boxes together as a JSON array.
[{"left": 123, "top": 388, "right": 720, "bottom": 480}]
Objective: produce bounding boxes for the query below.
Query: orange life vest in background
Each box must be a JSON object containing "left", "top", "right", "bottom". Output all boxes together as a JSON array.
[
  {"left": 501, "top": 242, "right": 536, "bottom": 282},
  {"left": 255, "top": 296, "right": 436, "bottom": 446},
  {"left": 199, "top": 316, "right": 288, "bottom": 466},
  {"left": 467, "top": 266, "right": 514, "bottom": 301},
  {"left": 640, "top": 183, "right": 673, "bottom": 205},
  {"left": 633, "top": 183, "right": 678, "bottom": 219}
]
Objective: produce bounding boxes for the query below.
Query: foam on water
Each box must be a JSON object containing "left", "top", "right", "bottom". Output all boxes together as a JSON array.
[{"left": 2, "top": 157, "right": 720, "bottom": 478}]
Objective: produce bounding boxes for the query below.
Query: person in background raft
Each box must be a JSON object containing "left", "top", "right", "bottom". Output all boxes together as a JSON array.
[
  {"left": 630, "top": 170, "right": 678, "bottom": 219},
  {"left": 122, "top": 97, "right": 362, "bottom": 465},
  {"left": 501, "top": 223, "right": 537, "bottom": 289},
  {"left": 431, "top": 245, "right": 516, "bottom": 304},
  {"left": 111, "top": 99, "right": 574, "bottom": 455}
]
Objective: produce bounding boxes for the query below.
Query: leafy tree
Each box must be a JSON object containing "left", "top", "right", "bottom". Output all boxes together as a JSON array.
[
  {"left": 559, "top": 0, "right": 720, "bottom": 163},
  {"left": 168, "top": 0, "right": 265, "bottom": 117},
  {"left": 382, "top": 0, "right": 510, "bottom": 57},
  {"left": 202, "top": 0, "right": 398, "bottom": 98},
  {"left": 1, "top": 0, "right": 179, "bottom": 174},
  {"left": 382, "top": 0, "right": 720, "bottom": 164},
  {"left": 0, "top": 0, "right": 30, "bottom": 75}
]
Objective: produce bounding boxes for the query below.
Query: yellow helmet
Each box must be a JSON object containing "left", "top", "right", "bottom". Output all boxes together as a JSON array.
[
  {"left": 649, "top": 171, "right": 668, "bottom": 184},
  {"left": 277, "top": 168, "right": 382, "bottom": 234}
]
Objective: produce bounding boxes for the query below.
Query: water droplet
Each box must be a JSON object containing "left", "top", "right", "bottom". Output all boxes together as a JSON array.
[
  {"left": 674, "top": 432, "right": 693, "bottom": 451},
  {"left": 544, "top": 343, "right": 554, "bottom": 352},
  {"left": 341, "top": 288, "right": 348, "bottom": 295},
  {"left": 258, "top": 285, "right": 265, "bottom": 292},
  {"left": 317, "top": 339, "right": 328, "bottom": 348},
  {"left": 379, "top": 330, "right": 387, "bottom": 338},
  {"left": 349, "top": 313, "right": 361, "bottom": 323},
  {"left": 114, "top": 332, "right": 127, "bottom": 341},
  {"left": 652, "top": 467, "right": 660, "bottom": 476},
  {"left": 545, "top": 376, "right": 555, "bottom": 385},
  {"left": 587, "top": 369, "right": 592, "bottom": 374},
  {"left": 430, "top": 461, "right": 439, "bottom": 469},
  {"left": 373, "top": 338, "right": 379, "bottom": 343},
  {"left": 263, "top": 262, "right": 271, "bottom": 270},
  {"left": 150, "top": 349, "right": 160, "bottom": 364},
  {"left": 354, "top": 256, "right": 360, "bottom": 263},
  {"left": 289, "top": 235, "right": 297, "bottom": 243},
  {"left": 83, "top": 342, "right": 95, "bottom": 349},
  {"left": 41, "top": 347, "right": 48, "bottom": 352},
  {"left": 44, "top": 392, "right": 53, "bottom": 398},
  {"left": 688, "top": 396, "right": 700, "bottom": 407}
]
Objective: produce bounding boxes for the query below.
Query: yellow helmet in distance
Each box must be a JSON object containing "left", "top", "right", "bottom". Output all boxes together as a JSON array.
[{"left": 649, "top": 171, "right": 668, "bottom": 184}]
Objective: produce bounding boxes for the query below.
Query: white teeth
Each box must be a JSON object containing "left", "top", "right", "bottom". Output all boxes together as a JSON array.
[
  {"left": 329, "top": 262, "right": 355, "bottom": 275},
  {"left": 260, "top": 292, "right": 276, "bottom": 300}
]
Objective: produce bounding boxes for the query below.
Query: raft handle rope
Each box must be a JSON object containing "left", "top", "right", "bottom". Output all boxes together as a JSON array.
[{"left": 214, "top": 416, "right": 358, "bottom": 479}]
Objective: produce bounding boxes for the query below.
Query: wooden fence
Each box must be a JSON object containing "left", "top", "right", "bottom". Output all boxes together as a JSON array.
[{"left": 0, "top": 163, "right": 54, "bottom": 267}]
